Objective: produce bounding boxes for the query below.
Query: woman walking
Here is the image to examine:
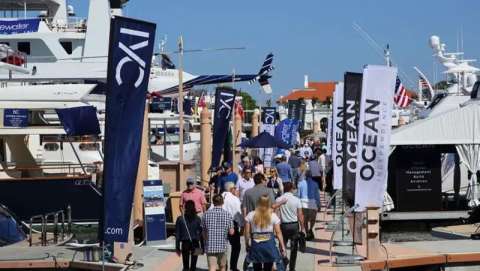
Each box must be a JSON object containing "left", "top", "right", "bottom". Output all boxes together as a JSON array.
[
  {"left": 175, "top": 200, "right": 203, "bottom": 271},
  {"left": 245, "top": 195, "right": 287, "bottom": 271}
]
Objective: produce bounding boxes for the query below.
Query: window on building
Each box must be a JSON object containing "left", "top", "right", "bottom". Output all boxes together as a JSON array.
[
  {"left": 17, "top": 42, "right": 31, "bottom": 55},
  {"left": 60, "top": 41, "right": 73, "bottom": 54}
]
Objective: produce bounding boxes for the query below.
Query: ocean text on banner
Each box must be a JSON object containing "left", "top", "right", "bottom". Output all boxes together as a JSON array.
[
  {"left": 342, "top": 73, "right": 362, "bottom": 206},
  {"left": 332, "top": 82, "right": 344, "bottom": 190},
  {"left": 355, "top": 65, "right": 397, "bottom": 210},
  {"left": 102, "top": 16, "right": 156, "bottom": 243}
]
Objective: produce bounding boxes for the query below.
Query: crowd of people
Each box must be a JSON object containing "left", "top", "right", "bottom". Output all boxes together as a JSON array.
[{"left": 175, "top": 138, "right": 332, "bottom": 271}]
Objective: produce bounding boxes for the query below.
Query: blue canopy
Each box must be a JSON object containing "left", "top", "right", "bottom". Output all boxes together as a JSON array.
[
  {"left": 0, "top": 205, "right": 25, "bottom": 246},
  {"left": 239, "top": 131, "right": 291, "bottom": 149}
]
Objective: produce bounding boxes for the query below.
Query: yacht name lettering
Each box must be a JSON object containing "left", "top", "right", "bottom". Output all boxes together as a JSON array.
[
  {"left": 115, "top": 27, "right": 150, "bottom": 88},
  {"left": 0, "top": 23, "right": 29, "bottom": 32},
  {"left": 359, "top": 99, "right": 380, "bottom": 181}
]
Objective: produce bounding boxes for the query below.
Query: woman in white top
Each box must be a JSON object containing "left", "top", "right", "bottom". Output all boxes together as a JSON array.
[{"left": 245, "top": 195, "right": 286, "bottom": 271}]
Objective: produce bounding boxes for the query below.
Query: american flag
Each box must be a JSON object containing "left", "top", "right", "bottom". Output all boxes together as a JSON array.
[
  {"left": 197, "top": 92, "right": 206, "bottom": 109},
  {"left": 394, "top": 77, "right": 410, "bottom": 108},
  {"left": 419, "top": 76, "right": 430, "bottom": 90}
]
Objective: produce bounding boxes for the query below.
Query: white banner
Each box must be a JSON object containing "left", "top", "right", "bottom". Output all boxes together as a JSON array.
[
  {"left": 332, "top": 82, "right": 344, "bottom": 190},
  {"left": 355, "top": 65, "right": 397, "bottom": 210},
  {"left": 260, "top": 124, "right": 275, "bottom": 167}
]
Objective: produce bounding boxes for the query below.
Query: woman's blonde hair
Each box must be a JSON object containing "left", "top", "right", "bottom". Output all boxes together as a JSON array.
[{"left": 253, "top": 195, "right": 272, "bottom": 229}]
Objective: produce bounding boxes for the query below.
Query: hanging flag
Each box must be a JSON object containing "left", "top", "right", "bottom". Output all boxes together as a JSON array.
[
  {"left": 394, "top": 77, "right": 410, "bottom": 108},
  {"left": 102, "top": 16, "right": 156, "bottom": 243},
  {"left": 332, "top": 82, "right": 344, "bottom": 190},
  {"left": 211, "top": 87, "right": 237, "bottom": 169},
  {"left": 287, "top": 100, "right": 306, "bottom": 132},
  {"left": 355, "top": 65, "right": 397, "bottom": 210},
  {"left": 343, "top": 72, "right": 362, "bottom": 206},
  {"left": 198, "top": 92, "right": 206, "bottom": 109},
  {"left": 260, "top": 107, "right": 277, "bottom": 167},
  {"left": 223, "top": 127, "right": 233, "bottom": 163},
  {"left": 418, "top": 75, "right": 434, "bottom": 101},
  {"left": 235, "top": 99, "right": 244, "bottom": 119},
  {"left": 275, "top": 119, "right": 292, "bottom": 145},
  {"left": 56, "top": 106, "right": 101, "bottom": 136}
]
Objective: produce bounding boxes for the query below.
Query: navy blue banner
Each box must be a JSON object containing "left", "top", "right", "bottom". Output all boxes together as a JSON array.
[
  {"left": 0, "top": 19, "right": 40, "bottom": 34},
  {"left": 211, "top": 87, "right": 236, "bottom": 169},
  {"left": 3, "top": 109, "right": 28, "bottom": 127},
  {"left": 102, "top": 16, "right": 156, "bottom": 243},
  {"left": 342, "top": 72, "right": 362, "bottom": 206},
  {"left": 261, "top": 107, "right": 276, "bottom": 124},
  {"left": 56, "top": 106, "right": 100, "bottom": 136},
  {"left": 143, "top": 180, "right": 166, "bottom": 244}
]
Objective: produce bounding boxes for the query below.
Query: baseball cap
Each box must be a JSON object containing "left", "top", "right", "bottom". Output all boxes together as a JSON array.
[
  {"left": 186, "top": 176, "right": 195, "bottom": 185},
  {"left": 222, "top": 161, "right": 232, "bottom": 169}
]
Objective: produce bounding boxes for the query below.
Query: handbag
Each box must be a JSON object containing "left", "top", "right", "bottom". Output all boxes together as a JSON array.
[{"left": 182, "top": 215, "right": 203, "bottom": 256}]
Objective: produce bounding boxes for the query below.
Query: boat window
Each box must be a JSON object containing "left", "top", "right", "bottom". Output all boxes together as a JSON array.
[
  {"left": 44, "top": 143, "right": 60, "bottom": 152},
  {"left": 17, "top": 42, "right": 31, "bottom": 55},
  {"left": 79, "top": 143, "right": 100, "bottom": 151},
  {"left": 60, "top": 41, "right": 73, "bottom": 55}
]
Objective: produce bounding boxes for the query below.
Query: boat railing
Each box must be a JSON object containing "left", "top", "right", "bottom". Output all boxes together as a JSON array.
[
  {"left": 41, "top": 16, "right": 87, "bottom": 33},
  {"left": 28, "top": 207, "right": 71, "bottom": 246},
  {"left": 0, "top": 162, "right": 96, "bottom": 178}
]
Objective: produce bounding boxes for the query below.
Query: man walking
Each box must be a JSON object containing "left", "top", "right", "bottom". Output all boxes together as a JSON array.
[
  {"left": 180, "top": 177, "right": 207, "bottom": 215},
  {"left": 276, "top": 155, "right": 293, "bottom": 183},
  {"left": 236, "top": 167, "right": 254, "bottom": 203},
  {"left": 242, "top": 173, "right": 275, "bottom": 216},
  {"left": 222, "top": 182, "right": 243, "bottom": 271},
  {"left": 297, "top": 170, "right": 321, "bottom": 240},
  {"left": 202, "top": 194, "right": 234, "bottom": 271},
  {"left": 276, "top": 182, "right": 304, "bottom": 271}
]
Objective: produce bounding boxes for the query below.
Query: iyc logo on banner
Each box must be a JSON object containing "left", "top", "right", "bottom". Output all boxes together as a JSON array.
[
  {"left": 264, "top": 110, "right": 275, "bottom": 124},
  {"left": 115, "top": 28, "right": 150, "bottom": 88},
  {"left": 219, "top": 92, "right": 235, "bottom": 119}
]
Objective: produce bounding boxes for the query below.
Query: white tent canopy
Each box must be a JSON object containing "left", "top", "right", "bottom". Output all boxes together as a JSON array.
[
  {"left": 390, "top": 100, "right": 480, "bottom": 206},
  {"left": 391, "top": 102, "right": 480, "bottom": 146}
]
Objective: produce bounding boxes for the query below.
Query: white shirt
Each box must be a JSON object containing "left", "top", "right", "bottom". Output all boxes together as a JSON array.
[
  {"left": 245, "top": 211, "right": 280, "bottom": 233},
  {"left": 209, "top": 191, "right": 244, "bottom": 227},
  {"left": 276, "top": 192, "right": 302, "bottom": 223},
  {"left": 318, "top": 154, "right": 327, "bottom": 172},
  {"left": 236, "top": 177, "right": 255, "bottom": 202}
]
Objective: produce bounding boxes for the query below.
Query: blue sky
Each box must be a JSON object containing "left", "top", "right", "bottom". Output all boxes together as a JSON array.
[{"left": 72, "top": 0, "right": 479, "bottom": 104}]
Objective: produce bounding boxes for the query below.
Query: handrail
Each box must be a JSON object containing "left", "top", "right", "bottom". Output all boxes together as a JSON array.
[
  {"left": 28, "top": 208, "right": 71, "bottom": 247},
  {"left": 29, "top": 214, "right": 45, "bottom": 247}
]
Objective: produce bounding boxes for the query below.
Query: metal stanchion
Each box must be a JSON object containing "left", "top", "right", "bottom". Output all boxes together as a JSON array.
[{"left": 328, "top": 204, "right": 364, "bottom": 265}]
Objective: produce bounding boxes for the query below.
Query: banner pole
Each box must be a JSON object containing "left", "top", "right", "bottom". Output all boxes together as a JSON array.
[{"left": 178, "top": 36, "right": 185, "bottom": 189}]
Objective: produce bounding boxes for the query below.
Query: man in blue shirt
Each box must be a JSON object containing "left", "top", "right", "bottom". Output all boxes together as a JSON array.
[
  {"left": 218, "top": 161, "right": 238, "bottom": 193},
  {"left": 297, "top": 169, "right": 321, "bottom": 240},
  {"left": 275, "top": 155, "right": 293, "bottom": 183}
]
